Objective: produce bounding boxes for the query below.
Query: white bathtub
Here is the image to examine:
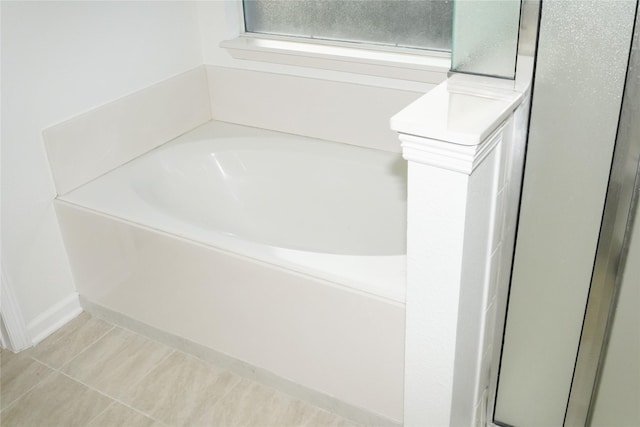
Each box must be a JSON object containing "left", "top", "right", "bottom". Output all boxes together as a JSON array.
[{"left": 55, "top": 121, "right": 406, "bottom": 423}]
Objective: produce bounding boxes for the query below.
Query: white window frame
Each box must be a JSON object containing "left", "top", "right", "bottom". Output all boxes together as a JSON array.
[{"left": 220, "top": 0, "right": 451, "bottom": 85}]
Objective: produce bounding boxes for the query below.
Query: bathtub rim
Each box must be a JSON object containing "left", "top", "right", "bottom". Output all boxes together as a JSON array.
[{"left": 56, "top": 119, "right": 408, "bottom": 304}]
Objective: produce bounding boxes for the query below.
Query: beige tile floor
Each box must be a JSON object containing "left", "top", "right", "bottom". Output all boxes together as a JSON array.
[{"left": 0, "top": 313, "right": 359, "bottom": 427}]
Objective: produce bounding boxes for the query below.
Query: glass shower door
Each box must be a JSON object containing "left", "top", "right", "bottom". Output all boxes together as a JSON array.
[
  {"left": 588, "top": 199, "right": 640, "bottom": 426},
  {"left": 564, "top": 2, "right": 640, "bottom": 423},
  {"left": 493, "top": 1, "right": 638, "bottom": 425}
]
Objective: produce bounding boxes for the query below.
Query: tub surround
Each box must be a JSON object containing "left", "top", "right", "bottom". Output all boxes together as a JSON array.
[
  {"left": 43, "top": 65, "right": 424, "bottom": 195},
  {"left": 43, "top": 67, "right": 211, "bottom": 196},
  {"left": 391, "top": 71, "right": 530, "bottom": 426},
  {"left": 206, "top": 66, "right": 423, "bottom": 154}
]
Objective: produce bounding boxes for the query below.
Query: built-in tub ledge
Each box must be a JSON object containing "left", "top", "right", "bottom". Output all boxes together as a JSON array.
[{"left": 391, "top": 71, "right": 531, "bottom": 426}]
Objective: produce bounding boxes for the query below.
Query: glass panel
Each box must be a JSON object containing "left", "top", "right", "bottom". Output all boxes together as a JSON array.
[
  {"left": 571, "top": 5, "right": 640, "bottom": 424},
  {"left": 451, "top": 0, "right": 521, "bottom": 78},
  {"left": 493, "top": 1, "right": 636, "bottom": 425},
  {"left": 590, "top": 202, "right": 640, "bottom": 426},
  {"left": 243, "top": 0, "right": 453, "bottom": 52}
]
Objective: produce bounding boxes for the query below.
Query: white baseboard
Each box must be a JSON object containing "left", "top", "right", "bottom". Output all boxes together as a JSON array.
[
  {"left": 27, "top": 292, "right": 82, "bottom": 345},
  {"left": 1, "top": 269, "right": 33, "bottom": 351}
]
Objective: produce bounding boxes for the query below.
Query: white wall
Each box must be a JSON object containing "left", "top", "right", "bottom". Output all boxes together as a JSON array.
[{"left": 1, "top": 1, "right": 203, "bottom": 341}]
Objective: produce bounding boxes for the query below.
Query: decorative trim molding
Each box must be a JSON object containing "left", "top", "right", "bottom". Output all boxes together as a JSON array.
[
  {"left": 394, "top": 71, "right": 530, "bottom": 425},
  {"left": 400, "top": 123, "right": 505, "bottom": 175},
  {"left": 221, "top": 34, "right": 449, "bottom": 86},
  {"left": 26, "top": 292, "right": 82, "bottom": 345},
  {"left": 1, "top": 270, "right": 32, "bottom": 351}
]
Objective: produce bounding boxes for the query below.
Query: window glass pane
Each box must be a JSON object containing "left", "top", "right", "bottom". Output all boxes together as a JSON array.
[
  {"left": 451, "top": 0, "right": 520, "bottom": 78},
  {"left": 243, "top": 0, "right": 453, "bottom": 52}
]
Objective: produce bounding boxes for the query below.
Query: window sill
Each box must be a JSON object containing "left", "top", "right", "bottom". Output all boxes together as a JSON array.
[{"left": 220, "top": 34, "right": 450, "bottom": 85}]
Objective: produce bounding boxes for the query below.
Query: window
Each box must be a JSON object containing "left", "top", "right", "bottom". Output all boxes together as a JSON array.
[
  {"left": 222, "top": 0, "right": 452, "bottom": 85},
  {"left": 243, "top": 0, "right": 453, "bottom": 52}
]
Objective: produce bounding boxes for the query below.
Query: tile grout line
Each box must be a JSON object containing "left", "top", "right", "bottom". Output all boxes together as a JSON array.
[
  {"left": 25, "top": 321, "right": 116, "bottom": 373},
  {"left": 0, "top": 358, "right": 57, "bottom": 415},
  {"left": 114, "top": 345, "right": 248, "bottom": 424},
  {"left": 6, "top": 315, "right": 361, "bottom": 426},
  {"left": 5, "top": 326, "right": 121, "bottom": 416},
  {"left": 55, "top": 324, "right": 116, "bottom": 372},
  {"left": 93, "top": 321, "right": 255, "bottom": 412},
  {"left": 54, "top": 327, "right": 179, "bottom": 420},
  {"left": 28, "top": 311, "right": 93, "bottom": 352},
  {"left": 14, "top": 320, "right": 175, "bottom": 425},
  {"left": 79, "top": 315, "right": 336, "bottom": 423},
  {"left": 82, "top": 400, "right": 117, "bottom": 426},
  {"left": 102, "top": 323, "right": 363, "bottom": 426},
  {"left": 56, "top": 323, "right": 179, "bottom": 423},
  {"left": 54, "top": 365, "right": 171, "bottom": 426},
  {"left": 83, "top": 398, "right": 171, "bottom": 427},
  {"left": 5, "top": 318, "right": 242, "bottom": 426}
]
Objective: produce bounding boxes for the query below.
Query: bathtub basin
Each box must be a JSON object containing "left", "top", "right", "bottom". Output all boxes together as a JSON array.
[
  {"left": 62, "top": 121, "right": 407, "bottom": 302},
  {"left": 55, "top": 121, "right": 406, "bottom": 423}
]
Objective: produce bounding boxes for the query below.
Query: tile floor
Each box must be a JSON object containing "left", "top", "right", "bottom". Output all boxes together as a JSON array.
[{"left": 0, "top": 313, "right": 359, "bottom": 426}]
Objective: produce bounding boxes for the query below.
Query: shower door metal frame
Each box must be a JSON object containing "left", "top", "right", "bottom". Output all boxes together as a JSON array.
[{"left": 564, "top": 1, "right": 640, "bottom": 424}]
